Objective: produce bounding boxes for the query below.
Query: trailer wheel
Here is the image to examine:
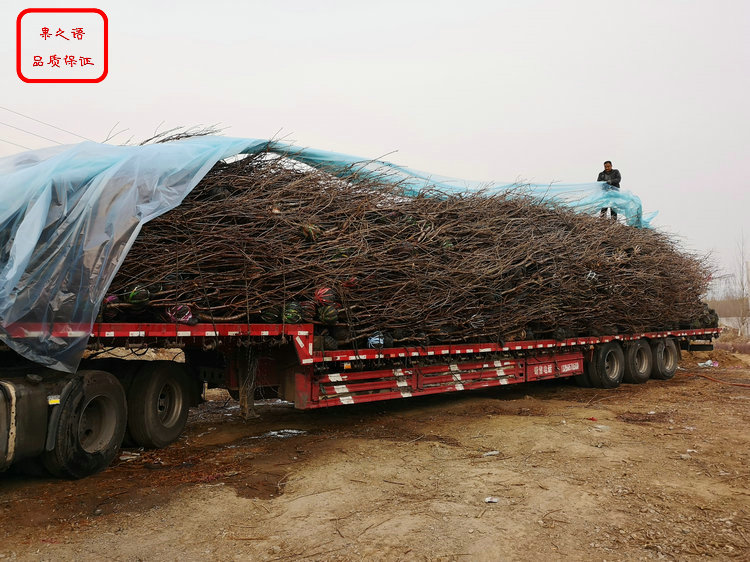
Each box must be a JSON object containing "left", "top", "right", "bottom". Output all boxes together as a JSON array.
[
  {"left": 588, "top": 342, "right": 625, "bottom": 388},
  {"left": 42, "top": 370, "right": 127, "bottom": 479},
  {"left": 651, "top": 338, "right": 679, "bottom": 380},
  {"left": 127, "top": 362, "right": 191, "bottom": 448},
  {"left": 623, "top": 339, "right": 652, "bottom": 384},
  {"left": 574, "top": 360, "right": 595, "bottom": 387}
]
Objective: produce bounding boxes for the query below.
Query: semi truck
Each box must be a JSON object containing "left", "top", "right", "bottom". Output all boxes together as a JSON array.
[
  {"left": 0, "top": 137, "right": 719, "bottom": 478},
  {"left": 0, "top": 319, "right": 719, "bottom": 478}
]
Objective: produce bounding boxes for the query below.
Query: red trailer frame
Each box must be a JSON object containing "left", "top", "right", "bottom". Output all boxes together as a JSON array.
[
  {"left": 0, "top": 322, "right": 720, "bottom": 478},
  {"left": 3, "top": 322, "right": 717, "bottom": 410}
]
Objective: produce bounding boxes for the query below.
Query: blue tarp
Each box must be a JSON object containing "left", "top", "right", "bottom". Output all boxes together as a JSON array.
[{"left": 0, "top": 136, "right": 651, "bottom": 371}]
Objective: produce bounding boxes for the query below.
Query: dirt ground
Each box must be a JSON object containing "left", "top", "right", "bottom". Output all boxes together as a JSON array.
[{"left": 1, "top": 350, "right": 749, "bottom": 561}]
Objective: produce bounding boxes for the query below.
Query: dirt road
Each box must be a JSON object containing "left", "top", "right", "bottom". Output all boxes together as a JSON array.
[{"left": 1, "top": 351, "right": 749, "bottom": 561}]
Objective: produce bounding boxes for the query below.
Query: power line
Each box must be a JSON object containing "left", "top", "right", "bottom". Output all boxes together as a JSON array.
[
  {"left": 0, "top": 120, "right": 64, "bottom": 145},
  {"left": 0, "top": 105, "right": 94, "bottom": 142},
  {"left": 0, "top": 138, "right": 32, "bottom": 150}
]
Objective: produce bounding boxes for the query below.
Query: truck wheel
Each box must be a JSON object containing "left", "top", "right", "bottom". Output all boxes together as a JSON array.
[
  {"left": 42, "top": 370, "right": 127, "bottom": 479},
  {"left": 588, "top": 342, "right": 625, "bottom": 388},
  {"left": 574, "top": 360, "right": 594, "bottom": 387},
  {"left": 127, "top": 362, "right": 191, "bottom": 448},
  {"left": 651, "top": 338, "right": 678, "bottom": 380},
  {"left": 623, "top": 339, "right": 652, "bottom": 384}
]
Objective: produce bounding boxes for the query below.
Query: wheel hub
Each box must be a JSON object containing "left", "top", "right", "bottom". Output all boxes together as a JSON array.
[
  {"left": 78, "top": 395, "right": 117, "bottom": 454},
  {"left": 156, "top": 382, "right": 183, "bottom": 427}
]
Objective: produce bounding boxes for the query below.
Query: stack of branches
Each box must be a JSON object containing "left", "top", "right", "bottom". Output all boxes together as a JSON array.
[{"left": 107, "top": 152, "right": 716, "bottom": 347}]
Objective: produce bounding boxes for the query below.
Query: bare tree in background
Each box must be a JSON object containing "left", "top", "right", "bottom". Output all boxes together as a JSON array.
[{"left": 729, "top": 232, "right": 750, "bottom": 335}]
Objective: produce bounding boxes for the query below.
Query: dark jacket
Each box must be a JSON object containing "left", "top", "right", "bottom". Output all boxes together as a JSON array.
[{"left": 597, "top": 169, "right": 621, "bottom": 188}]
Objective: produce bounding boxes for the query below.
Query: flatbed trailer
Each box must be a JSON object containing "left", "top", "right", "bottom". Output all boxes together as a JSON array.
[{"left": 0, "top": 323, "right": 719, "bottom": 478}]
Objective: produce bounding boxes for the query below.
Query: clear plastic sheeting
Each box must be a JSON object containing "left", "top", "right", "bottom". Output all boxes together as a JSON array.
[
  {"left": 0, "top": 136, "right": 651, "bottom": 372},
  {"left": 0, "top": 137, "right": 262, "bottom": 371},
  {"left": 279, "top": 145, "right": 651, "bottom": 229}
]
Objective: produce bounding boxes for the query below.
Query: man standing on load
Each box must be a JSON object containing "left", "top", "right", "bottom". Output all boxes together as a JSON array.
[{"left": 598, "top": 160, "right": 621, "bottom": 220}]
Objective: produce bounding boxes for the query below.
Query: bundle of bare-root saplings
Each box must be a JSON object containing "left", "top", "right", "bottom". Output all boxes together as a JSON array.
[{"left": 105, "top": 152, "right": 717, "bottom": 349}]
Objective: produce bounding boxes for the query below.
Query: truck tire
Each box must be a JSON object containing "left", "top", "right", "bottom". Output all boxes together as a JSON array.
[
  {"left": 588, "top": 342, "right": 625, "bottom": 389},
  {"left": 623, "top": 339, "right": 652, "bottom": 384},
  {"left": 42, "top": 370, "right": 127, "bottom": 479},
  {"left": 82, "top": 359, "right": 141, "bottom": 447},
  {"left": 574, "top": 360, "right": 595, "bottom": 387},
  {"left": 651, "top": 338, "right": 678, "bottom": 380},
  {"left": 127, "top": 362, "right": 191, "bottom": 448}
]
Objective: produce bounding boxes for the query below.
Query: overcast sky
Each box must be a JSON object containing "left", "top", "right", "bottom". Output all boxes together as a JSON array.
[{"left": 2, "top": 0, "right": 748, "bottom": 278}]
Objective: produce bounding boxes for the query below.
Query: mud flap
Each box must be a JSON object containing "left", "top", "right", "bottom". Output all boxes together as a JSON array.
[{"left": 0, "top": 382, "right": 15, "bottom": 471}]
